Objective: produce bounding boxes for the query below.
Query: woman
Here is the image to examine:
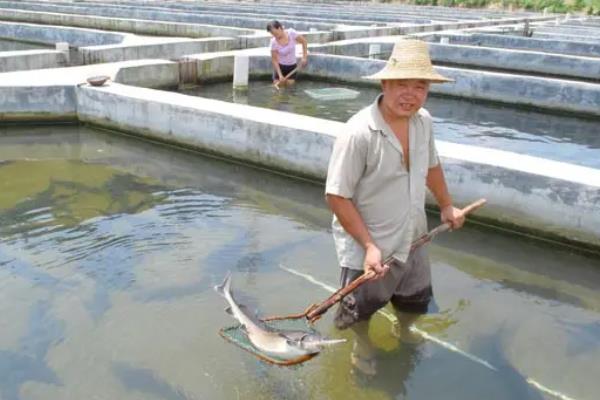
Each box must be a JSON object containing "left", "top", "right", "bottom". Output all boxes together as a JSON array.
[{"left": 267, "top": 20, "right": 308, "bottom": 87}]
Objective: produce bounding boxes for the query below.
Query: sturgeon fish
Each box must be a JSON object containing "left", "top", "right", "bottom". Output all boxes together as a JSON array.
[{"left": 215, "top": 272, "right": 346, "bottom": 359}]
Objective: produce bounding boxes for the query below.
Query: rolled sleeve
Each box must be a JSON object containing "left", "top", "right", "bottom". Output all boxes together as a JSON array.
[
  {"left": 428, "top": 136, "right": 440, "bottom": 168},
  {"left": 326, "top": 130, "right": 366, "bottom": 199}
]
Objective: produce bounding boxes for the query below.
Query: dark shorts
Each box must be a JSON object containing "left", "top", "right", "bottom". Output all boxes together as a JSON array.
[
  {"left": 273, "top": 63, "right": 298, "bottom": 81},
  {"left": 334, "top": 246, "right": 433, "bottom": 330}
]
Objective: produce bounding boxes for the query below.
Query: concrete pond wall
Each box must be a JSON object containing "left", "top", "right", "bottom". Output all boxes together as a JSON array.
[
  {"left": 186, "top": 52, "right": 600, "bottom": 116},
  {"left": 79, "top": 37, "right": 236, "bottom": 64},
  {"left": 1, "top": 2, "right": 598, "bottom": 253},
  {"left": 0, "top": 19, "right": 240, "bottom": 69},
  {"left": 73, "top": 82, "right": 600, "bottom": 252},
  {"left": 0, "top": 59, "right": 179, "bottom": 121},
  {"left": 0, "top": 49, "right": 67, "bottom": 73},
  {"left": 442, "top": 32, "right": 600, "bottom": 58},
  {"left": 4, "top": 54, "right": 594, "bottom": 250},
  {"left": 310, "top": 39, "right": 600, "bottom": 81},
  {"left": 0, "top": 20, "right": 126, "bottom": 46},
  {"left": 0, "top": 5, "right": 258, "bottom": 38}
]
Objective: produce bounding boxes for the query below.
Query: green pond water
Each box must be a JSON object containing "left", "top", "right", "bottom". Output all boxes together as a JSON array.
[
  {"left": 0, "top": 39, "right": 47, "bottom": 52},
  {"left": 0, "top": 125, "right": 599, "bottom": 400},
  {"left": 177, "top": 80, "right": 600, "bottom": 169}
]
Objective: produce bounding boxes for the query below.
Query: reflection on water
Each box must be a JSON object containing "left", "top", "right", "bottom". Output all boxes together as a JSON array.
[
  {"left": 0, "top": 126, "right": 599, "bottom": 400},
  {"left": 0, "top": 39, "right": 47, "bottom": 52},
  {"left": 178, "top": 80, "right": 600, "bottom": 168}
]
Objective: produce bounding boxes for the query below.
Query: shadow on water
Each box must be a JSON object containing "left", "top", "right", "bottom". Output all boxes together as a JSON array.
[
  {"left": 563, "top": 319, "right": 600, "bottom": 358},
  {"left": 113, "top": 362, "right": 188, "bottom": 400},
  {"left": 0, "top": 301, "right": 63, "bottom": 400},
  {"left": 347, "top": 334, "right": 546, "bottom": 400},
  {"left": 1, "top": 126, "right": 599, "bottom": 400},
  {"left": 430, "top": 216, "right": 600, "bottom": 312},
  {"left": 469, "top": 330, "right": 547, "bottom": 400}
]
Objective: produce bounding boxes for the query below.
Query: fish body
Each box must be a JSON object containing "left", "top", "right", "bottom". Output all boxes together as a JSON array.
[{"left": 215, "top": 273, "right": 345, "bottom": 359}]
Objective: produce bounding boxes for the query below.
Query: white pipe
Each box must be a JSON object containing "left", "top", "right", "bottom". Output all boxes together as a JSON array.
[
  {"left": 233, "top": 55, "right": 249, "bottom": 90},
  {"left": 368, "top": 44, "right": 381, "bottom": 59}
]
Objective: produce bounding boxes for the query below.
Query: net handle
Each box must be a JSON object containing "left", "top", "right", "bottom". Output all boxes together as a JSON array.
[{"left": 305, "top": 198, "right": 486, "bottom": 323}]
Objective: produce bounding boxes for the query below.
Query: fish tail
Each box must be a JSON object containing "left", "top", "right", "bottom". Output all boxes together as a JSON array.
[{"left": 214, "top": 272, "right": 232, "bottom": 296}]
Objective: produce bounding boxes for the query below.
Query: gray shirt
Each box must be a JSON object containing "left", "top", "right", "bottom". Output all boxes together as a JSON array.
[{"left": 325, "top": 95, "right": 439, "bottom": 270}]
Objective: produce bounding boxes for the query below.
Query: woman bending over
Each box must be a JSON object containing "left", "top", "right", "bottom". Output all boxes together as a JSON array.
[{"left": 267, "top": 20, "right": 308, "bottom": 87}]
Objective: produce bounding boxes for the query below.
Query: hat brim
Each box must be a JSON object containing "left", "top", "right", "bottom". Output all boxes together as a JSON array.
[{"left": 362, "top": 68, "right": 454, "bottom": 83}]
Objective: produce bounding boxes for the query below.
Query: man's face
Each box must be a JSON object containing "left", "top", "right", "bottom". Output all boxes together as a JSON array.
[{"left": 380, "top": 79, "right": 430, "bottom": 119}]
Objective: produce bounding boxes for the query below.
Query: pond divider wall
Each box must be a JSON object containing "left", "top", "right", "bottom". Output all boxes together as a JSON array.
[
  {"left": 0, "top": 7, "right": 256, "bottom": 38},
  {"left": 75, "top": 83, "right": 600, "bottom": 252},
  {"left": 0, "top": 59, "right": 179, "bottom": 120},
  {"left": 444, "top": 33, "right": 600, "bottom": 58},
  {"left": 79, "top": 37, "right": 236, "bottom": 64},
  {"left": 189, "top": 53, "right": 600, "bottom": 116},
  {"left": 0, "top": 20, "right": 127, "bottom": 46},
  {"left": 0, "top": 49, "right": 67, "bottom": 73},
  {"left": 310, "top": 41, "right": 600, "bottom": 82},
  {"left": 2, "top": 56, "right": 599, "bottom": 252}
]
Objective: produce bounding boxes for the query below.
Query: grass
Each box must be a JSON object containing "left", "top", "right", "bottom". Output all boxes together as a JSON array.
[{"left": 377, "top": 0, "right": 600, "bottom": 14}]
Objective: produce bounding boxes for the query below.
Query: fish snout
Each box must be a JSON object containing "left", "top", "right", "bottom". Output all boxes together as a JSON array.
[
  {"left": 300, "top": 335, "right": 347, "bottom": 352},
  {"left": 316, "top": 338, "right": 347, "bottom": 347}
]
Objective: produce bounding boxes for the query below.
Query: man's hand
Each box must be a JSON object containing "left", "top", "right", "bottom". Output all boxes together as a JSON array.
[
  {"left": 364, "top": 243, "right": 389, "bottom": 280},
  {"left": 440, "top": 205, "right": 465, "bottom": 230}
]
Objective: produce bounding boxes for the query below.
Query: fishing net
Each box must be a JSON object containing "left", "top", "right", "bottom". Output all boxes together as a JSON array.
[
  {"left": 304, "top": 87, "right": 361, "bottom": 101},
  {"left": 219, "top": 317, "right": 320, "bottom": 366}
]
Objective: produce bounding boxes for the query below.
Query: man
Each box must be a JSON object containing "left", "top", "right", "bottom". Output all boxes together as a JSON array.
[{"left": 325, "top": 39, "right": 465, "bottom": 376}]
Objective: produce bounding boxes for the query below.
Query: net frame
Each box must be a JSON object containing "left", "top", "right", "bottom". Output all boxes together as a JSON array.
[
  {"left": 303, "top": 87, "right": 361, "bottom": 101},
  {"left": 219, "top": 318, "right": 319, "bottom": 366}
]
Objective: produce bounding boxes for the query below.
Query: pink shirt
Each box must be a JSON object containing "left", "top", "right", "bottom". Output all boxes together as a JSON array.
[{"left": 270, "top": 28, "right": 298, "bottom": 66}]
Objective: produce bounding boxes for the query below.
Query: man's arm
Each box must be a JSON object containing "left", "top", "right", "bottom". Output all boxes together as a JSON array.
[
  {"left": 426, "top": 164, "right": 464, "bottom": 229},
  {"left": 326, "top": 194, "right": 389, "bottom": 279}
]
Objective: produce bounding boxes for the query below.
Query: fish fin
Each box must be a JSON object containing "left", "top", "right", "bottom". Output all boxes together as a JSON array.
[
  {"left": 214, "top": 272, "right": 232, "bottom": 296},
  {"left": 279, "top": 332, "right": 301, "bottom": 344},
  {"left": 238, "top": 304, "right": 268, "bottom": 328},
  {"left": 224, "top": 306, "right": 233, "bottom": 315}
]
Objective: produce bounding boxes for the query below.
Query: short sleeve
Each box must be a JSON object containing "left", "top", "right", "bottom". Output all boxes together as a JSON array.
[
  {"left": 269, "top": 37, "right": 277, "bottom": 51},
  {"left": 287, "top": 28, "right": 297, "bottom": 41},
  {"left": 422, "top": 111, "right": 439, "bottom": 168},
  {"left": 325, "top": 128, "right": 367, "bottom": 199},
  {"left": 428, "top": 133, "right": 440, "bottom": 168}
]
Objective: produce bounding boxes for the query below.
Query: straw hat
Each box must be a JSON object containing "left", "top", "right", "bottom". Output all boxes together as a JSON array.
[{"left": 364, "top": 39, "right": 453, "bottom": 83}]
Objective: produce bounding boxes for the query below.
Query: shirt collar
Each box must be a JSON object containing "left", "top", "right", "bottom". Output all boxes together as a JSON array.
[
  {"left": 367, "top": 94, "right": 387, "bottom": 135},
  {"left": 368, "top": 94, "right": 419, "bottom": 137}
]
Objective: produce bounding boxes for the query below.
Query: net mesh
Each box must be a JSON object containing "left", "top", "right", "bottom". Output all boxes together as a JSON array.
[
  {"left": 304, "top": 87, "right": 361, "bottom": 101},
  {"left": 219, "top": 318, "right": 319, "bottom": 366}
]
